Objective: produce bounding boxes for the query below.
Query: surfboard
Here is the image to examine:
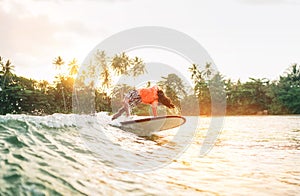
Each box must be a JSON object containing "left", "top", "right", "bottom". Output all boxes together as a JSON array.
[{"left": 119, "top": 115, "right": 186, "bottom": 136}]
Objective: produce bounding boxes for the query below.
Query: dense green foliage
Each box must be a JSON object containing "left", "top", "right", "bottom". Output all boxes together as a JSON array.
[
  {"left": 0, "top": 54, "right": 299, "bottom": 116},
  {"left": 188, "top": 63, "right": 300, "bottom": 115},
  {"left": 0, "top": 52, "right": 145, "bottom": 115}
]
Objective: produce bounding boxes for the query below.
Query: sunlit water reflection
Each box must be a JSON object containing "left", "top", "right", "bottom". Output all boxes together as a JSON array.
[{"left": 0, "top": 114, "right": 299, "bottom": 195}]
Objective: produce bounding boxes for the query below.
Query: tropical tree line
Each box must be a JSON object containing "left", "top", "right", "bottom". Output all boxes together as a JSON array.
[
  {"left": 187, "top": 63, "right": 300, "bottom": 115},
  {"left": 0, "top": 52, "right": 146, "bottom": 115},
  {"left": 0, "top": 54, "right": 299, "bottom": 116}
]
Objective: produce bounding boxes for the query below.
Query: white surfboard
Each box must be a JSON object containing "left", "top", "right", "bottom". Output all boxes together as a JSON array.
[{"left": 119, "top": 115, "right": 186, "bottom": 136}]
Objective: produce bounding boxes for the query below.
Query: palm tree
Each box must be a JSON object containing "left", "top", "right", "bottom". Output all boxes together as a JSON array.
[
  {"left": 131, "top": 57, "right": 146, "bottom": 87},
  {"left": 53, "top": 56, "right": 67, "bottom": 112},
  {"left": 189, "top": 63, "right": 202, "bottom": 83},
  {"left": 203, "top": 62, "right": 214, "bottom": 80},
  {"left": 276, "top": 63, "right": 300, "bottom": 114},
  {"left": 53, "top": 56, "right": 65, "bottom": 71},
  {"left": 0, "top": 57, "right": 4, "bottom": 91},
  {"left": 159, "top": 74, "right": 186, "bottom": 99},
  {"left": 101, "top": 68, "right": 111, "bottom": 89},
  {"left": 37, "top": 80, "right": 49, "bottom": 93},
  {"left": 285, "top": 63, "right": 300, "bottom": 83},
  {"left": 1, "top": 58, "right": 15, "bottom": 88},
  {"left": 68, "top": 58, "right": 79, "bottom": 77},
  {"left": 158, "top": 74, "right": 187, "bottom": 111},
  {"left": 131, "top": 57, "right": 146, "bottom": 77},
  {"left": 188, "top": 63, "right": 213, "bottom": 115},
  {"left": 94, "top": 50, "right": 111, "bottom": 89},
  {"left": 111, "top": 52, "right": 131, "bottom": 75},
  {"left": 0, "top": 56, "right": 3, "bottom": 75},
  {"left": 111, "top": 53, "right": 147, "bottom": 88}
]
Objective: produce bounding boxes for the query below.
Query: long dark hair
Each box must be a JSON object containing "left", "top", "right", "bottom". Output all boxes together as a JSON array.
[{"left": 157, "top": 89, "right": 175, "bottom": 109}]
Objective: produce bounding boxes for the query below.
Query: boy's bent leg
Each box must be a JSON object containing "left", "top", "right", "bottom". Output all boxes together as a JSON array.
[
  {"left": 112, "top": 107, "right": 125, "bottom": 120},
  {"left": 124, "top": 102, "right": 131, "bottom": 117}
]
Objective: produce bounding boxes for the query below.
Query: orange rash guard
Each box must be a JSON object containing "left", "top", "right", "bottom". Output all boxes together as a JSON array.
[{"left": 138, "top": 86, "right": 158, "bottom": 104}]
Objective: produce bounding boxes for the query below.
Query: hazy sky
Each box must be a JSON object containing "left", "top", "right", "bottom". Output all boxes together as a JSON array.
[{"left": 0, "top": 0, "right": 299, "bottom": 82}]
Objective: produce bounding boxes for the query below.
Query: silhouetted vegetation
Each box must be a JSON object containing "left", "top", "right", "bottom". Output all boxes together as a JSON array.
[
  {"left": 187, "top": 63, "right": 300, "bottom": 115},
  {"left": 0, "top": 53, "right": 299, "bottom": 116}
]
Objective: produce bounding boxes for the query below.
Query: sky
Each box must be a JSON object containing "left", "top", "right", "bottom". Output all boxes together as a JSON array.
[{"left": 0, "top": 0, "right": 300, "bottom": 83}]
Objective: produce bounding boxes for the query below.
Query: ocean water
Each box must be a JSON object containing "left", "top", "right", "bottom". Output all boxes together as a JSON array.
[{"left": 0, "top": 114, "right": 299, "bottom": 195}]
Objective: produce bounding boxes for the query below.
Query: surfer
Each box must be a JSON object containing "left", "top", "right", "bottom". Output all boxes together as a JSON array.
[{"left": 112, "top": 85, "right": 175, "bottom": 120}]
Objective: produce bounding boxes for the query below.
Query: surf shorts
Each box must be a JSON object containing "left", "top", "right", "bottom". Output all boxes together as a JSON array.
[{"left": 125, "top": 90, "right": 142, "bottom": 107}]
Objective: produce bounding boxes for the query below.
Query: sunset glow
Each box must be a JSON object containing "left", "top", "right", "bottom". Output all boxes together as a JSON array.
[{"left": 1, "top": 0, "right": 299, "bottom": 83}]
